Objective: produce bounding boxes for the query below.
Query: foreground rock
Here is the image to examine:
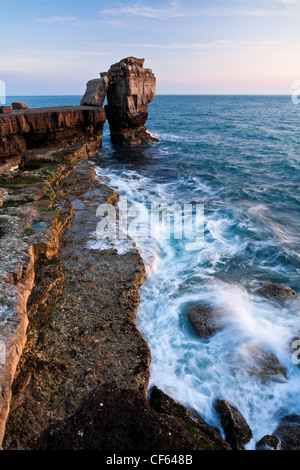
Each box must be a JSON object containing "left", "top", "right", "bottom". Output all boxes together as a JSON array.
[
  {"left": 105, "top": 57, "right": 157, "bottom": 146},
  {"left": 30, "top": 384, "right": 200, "bottom": 450},
  {"left": 214, "top": 399, "right": 253, "bottom": 450},
  {"left": 187, "top": 304, "right": 223, "bottom": 338},
  {"left": 81, "top": 77, "right": 109, "bottom": 107},
  {"left": 0, "top": 106, "right": 106, "bottom": 162},
  {"left": 256, "top": 435, "right": 280, "bottom": 450},
  {"left": 0, "top": 141, "right": 102, "bottom": 447},
  {"left": 150, "top": 386, "right": 231, "bottom": 450},
  {"left": 2, "top": 153, "right": 151, "bottom": 449},
  {"left": 256, "top": 282, "right": 298, "bottom": 302}
]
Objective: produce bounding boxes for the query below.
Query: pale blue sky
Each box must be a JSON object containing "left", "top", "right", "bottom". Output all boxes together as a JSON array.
[{"left": 1, "top": 0, "right": 300, "bottom": 95}]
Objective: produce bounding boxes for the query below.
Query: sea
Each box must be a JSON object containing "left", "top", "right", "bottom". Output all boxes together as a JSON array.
[{"left": 7, "top": 94, "right": 300, "bottom": 448}]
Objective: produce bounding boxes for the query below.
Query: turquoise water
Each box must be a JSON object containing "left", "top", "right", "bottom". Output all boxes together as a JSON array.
[{"left": 12, "top": 95, "right": 300, "bottom": 447}]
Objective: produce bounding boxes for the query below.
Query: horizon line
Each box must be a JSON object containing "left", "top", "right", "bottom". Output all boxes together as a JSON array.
[{"left": 5, "top": 93, "right": 292, "bottom": 97}]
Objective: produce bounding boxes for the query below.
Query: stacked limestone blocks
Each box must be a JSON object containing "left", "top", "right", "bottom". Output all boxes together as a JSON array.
[
  {"left": 105, "top": 57, "right": 157, "bottom": 146},
  {"left": 81, "top": 57, "right": 157, "bottom": 147}
]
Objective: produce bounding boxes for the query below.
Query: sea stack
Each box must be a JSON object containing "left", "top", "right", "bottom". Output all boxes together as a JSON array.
[{"left": 104, "top": 57, "right": 157, "bottom": 146}]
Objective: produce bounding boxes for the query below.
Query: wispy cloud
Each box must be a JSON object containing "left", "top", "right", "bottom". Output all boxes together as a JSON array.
[
  {"left": 86, "top": 38, "right": 300, "bottom": 51},
  {"left": 99, "top": 1, "right": 300, "bottom": 19},
  {"left": 100, "top": 1, "right": 185, "bottom": 20},
  {"left": 37, "top": 16, "right": 76, "bottom": 24}
]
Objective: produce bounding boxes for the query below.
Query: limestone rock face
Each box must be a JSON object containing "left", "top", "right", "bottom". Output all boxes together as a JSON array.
[
  {"left": 0, "top": 106, "right": 106, "bottom": 162},
  {"left": 0, "top": 107, "right": 11, "bottom": 114},
  {"left": 80, "top": 76, "right": 109, "bottom": 107},
  {"left": 104, "top": 57, "right": 157, "bottom": 146}
]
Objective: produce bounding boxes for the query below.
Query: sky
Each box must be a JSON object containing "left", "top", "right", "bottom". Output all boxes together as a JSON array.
[{"left": 1, "top": 0, "right": 300, "bottom": 95}]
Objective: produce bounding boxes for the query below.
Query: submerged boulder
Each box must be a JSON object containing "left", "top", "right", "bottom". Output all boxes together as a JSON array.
[
  {"left": 232, "top": 342, "right": 287, "bottom": 384},
  {"left": 187, "top": 304, "right": 223, "bottom": 339},
  {"left": 214, "top": 399, "right": 253, "bottom": 450},
  {"left": 104, "top": 57, "right": 157, "bottom": 146},
  {"left": 80, "top": 76, "right": 109, "bottom": 107}
]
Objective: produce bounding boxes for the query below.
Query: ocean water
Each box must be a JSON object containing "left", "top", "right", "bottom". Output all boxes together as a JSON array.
[
  {"left": 11, "top": 95, "right": 300, "bottom": 448},
  {"left": 5, "top": 96, "right": 81, "bottom": 108}
]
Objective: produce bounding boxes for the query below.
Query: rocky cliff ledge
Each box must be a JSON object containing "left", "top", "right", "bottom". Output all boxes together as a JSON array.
[{"left": 0, "top": 106, "right": 106, "bottom": 163}]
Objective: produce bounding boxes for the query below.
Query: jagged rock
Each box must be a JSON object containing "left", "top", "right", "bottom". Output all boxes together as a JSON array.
[
  {"left": 12, "top": 102, "right": 28, "bottom": 110},
  {"left": 150, "top": 386, "right": 231, "bottom": 450},
  {"left": 0, "top": 107, "right": 11, "bottom": 114},
  {"left": 80, "top": 76, "right": 109, "bottom": 107},
  {"left": 256, "top": 434, "right": 280, "bottom": 450},
  {"left": 214, "top": 399, "right": 253, "bottom": 450},
  {"left": 30, "top": 384, "right": 199, "bottom": 450},
  {"left": 0, "top": 106, "right": 106, "bottom": 162},
  {"left": 187, "top": 304, "right": 223, "bottom": 338},
  {"left": 104, "top": 57, "right": 157, "bottom": 146},
  {"left": 258, "top": 415, "right": 300, "bottom": 450},
  {"left": 256, "top": 282, "right": 298, "bottom": 302},
  {"left": 273, "top": 415, "right": 300, "bottom": 450}
]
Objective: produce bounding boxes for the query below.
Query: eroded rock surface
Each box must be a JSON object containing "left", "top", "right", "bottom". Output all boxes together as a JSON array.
[
  {"left": 0, "top": 106, "right": 106, "bottom": 162},
  {"left": 150, "top": 386, "right": 231, "bottom": 450},
  {"left": 81, "top": 77, "right": 109, "bottom": 107},
  {"left": 104, "top": 57, "right": 157, "bottom": 146},
  {"left": 0, "top": 140, "right": 104, "bottom": 448}
]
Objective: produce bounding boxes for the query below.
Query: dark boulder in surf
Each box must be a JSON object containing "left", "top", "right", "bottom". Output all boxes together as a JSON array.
[
  {"left": 214, "top": 399, "right": 253, "bottom": 450},
  {"left": 256, "top": 282, "right": 298, "bottom": 302},
  {"left": 256, "top": 434, "right": 280, "bottom": 450},
  {"left": 187, "top": 303, "right": 223, "bottom": 339}
]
